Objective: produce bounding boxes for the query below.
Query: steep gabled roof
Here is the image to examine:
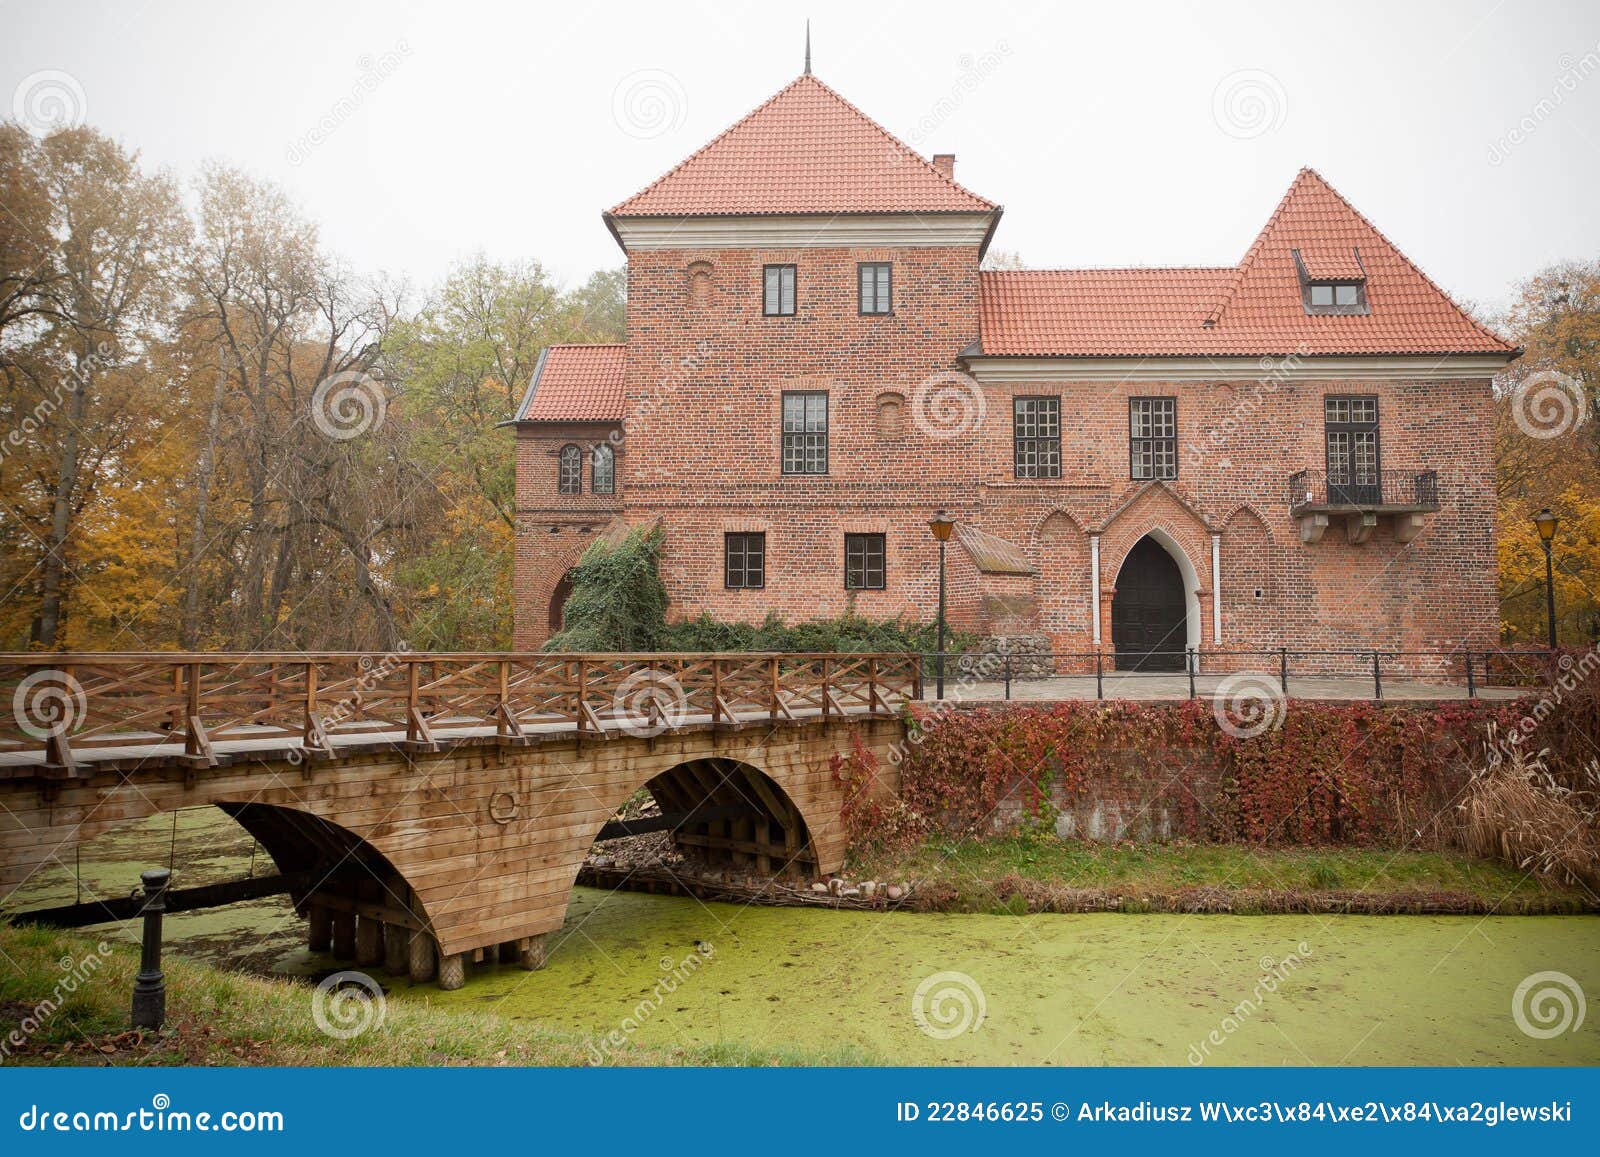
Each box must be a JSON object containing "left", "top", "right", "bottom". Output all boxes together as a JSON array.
[
  {"left": 976, "top": 168, "right": 1517, "bottom": 358},
  {"left": 514, "top": 344, "right": 627, "bottom": 422},
  {"left": 1195, "top": 168, "right": 1514, "bottom": 355},
  {"left": 608, "top": 74, "right": 997, "bottom": 218}
]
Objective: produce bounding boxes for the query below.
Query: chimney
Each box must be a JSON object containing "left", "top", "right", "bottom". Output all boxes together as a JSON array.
[{"left": 932, "top": 153, "right": 955, "bottom": 180}]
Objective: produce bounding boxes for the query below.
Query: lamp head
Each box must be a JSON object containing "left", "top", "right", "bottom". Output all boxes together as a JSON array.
[
  {"left": 927, "top": 509, "right": 955, "bottom": 543},
  {"left": 1534, "top": 507, "right": 1559, "bottom": 543}
]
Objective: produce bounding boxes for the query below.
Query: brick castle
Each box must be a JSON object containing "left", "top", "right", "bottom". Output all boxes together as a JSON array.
[{"left": 512, "top": 69, "right": 1518, "bottom": 673}]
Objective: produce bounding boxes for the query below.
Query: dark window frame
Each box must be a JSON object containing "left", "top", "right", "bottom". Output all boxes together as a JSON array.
[
  {"left": 780, "top": 390, "right": 829, "bottom": 475},
  {"left": 1013, "top": 395, "right": 1062, "bottom": 480},
  {"left": 557, "top": 444, "right": 582, "bottom": 495},
  {"left": 857, "top": 262, "right": 893, "bottom": 315},
  {"left": 1293, "top": 248, "right": 1370, "bottom": 316},
  {"left": 590, "top": 443, "right": 615, "bottom": 495},
  {"left": 1129, "top": 396, "right": 1178, "bottom": 481},
  {"left": 1323, "top": 394, "right": 1381, "bottom": 504},
  {"left": 724, "top": 532, "right": 766, "bottom": 590},
  {"left": 844, "top": 533, "right": 887, "bottom": 591},
  {"left": 763, "top": 264, "right": 797, "bottom": 317}
]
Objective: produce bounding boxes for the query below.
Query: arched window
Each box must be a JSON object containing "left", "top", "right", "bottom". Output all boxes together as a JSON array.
[
  {"left": 558, "top": 445, "right": 582, "bottom": 494},
  {"left": 591, "top": 444, "right": 615, "bottom": 495}
]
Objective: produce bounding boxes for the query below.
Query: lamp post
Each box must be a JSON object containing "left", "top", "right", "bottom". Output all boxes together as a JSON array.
[
  {"left": 1534, "top": 507, "right": 1559, "bottom": 651},
  {"left": 927, "top": 509, "right": 955, "bottom": 699}
]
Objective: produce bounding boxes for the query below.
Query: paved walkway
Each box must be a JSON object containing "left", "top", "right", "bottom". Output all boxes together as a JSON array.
[{"left": 920, "top": 673, "right": 1524, "bottom": 703}]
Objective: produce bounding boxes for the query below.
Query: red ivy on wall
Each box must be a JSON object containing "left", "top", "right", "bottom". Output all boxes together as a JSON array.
[{"left": 834, "top": 697, "right": 1544, "bottom": 849}]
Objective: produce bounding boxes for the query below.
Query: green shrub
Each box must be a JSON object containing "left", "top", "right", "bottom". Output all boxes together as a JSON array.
[
  {"left": 545, "top": 527, "right": 669, "bottom": 651},
  {"left": 545, "top": 530, "right": 962, "bottom": 654}
]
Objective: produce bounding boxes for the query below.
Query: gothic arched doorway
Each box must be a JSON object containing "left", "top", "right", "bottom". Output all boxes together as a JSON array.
[
  {"left": 1111, "top": 536, "right": 1188, "bottom": 671},
  {"left": 548, "top": 571, "right": 574, "bottom": 635}
]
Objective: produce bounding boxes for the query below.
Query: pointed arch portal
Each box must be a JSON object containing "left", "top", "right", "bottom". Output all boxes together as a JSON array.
[{"left": 1111, "top": 534, "right": 1193, "bottom": 671}]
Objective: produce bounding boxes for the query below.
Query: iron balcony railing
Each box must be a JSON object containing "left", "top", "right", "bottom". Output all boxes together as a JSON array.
[{"left": 1288, "top": 468, "right": 1440, "bottom": 513}]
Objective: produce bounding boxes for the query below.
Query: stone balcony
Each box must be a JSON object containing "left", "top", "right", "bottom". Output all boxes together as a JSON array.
[{"left": 1288, "top": 469, "right": 1441, "bottom": 545}]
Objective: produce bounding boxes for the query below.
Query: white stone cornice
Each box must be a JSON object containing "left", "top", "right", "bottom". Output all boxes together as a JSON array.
[
  {"left": 961, "top": 354, "right": 1516, "bottom": 383},
  {"left": 607, "top": 212, "right": 995, "bottom": 250}
]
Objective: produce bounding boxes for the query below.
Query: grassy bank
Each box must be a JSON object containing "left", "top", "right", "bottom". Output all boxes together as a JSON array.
[
  {"left": 0, "top": 923, "right": 875, "bottom": 1067},
  {"left": 850, "top": 837, "right": 1595, "bottom": 914}
]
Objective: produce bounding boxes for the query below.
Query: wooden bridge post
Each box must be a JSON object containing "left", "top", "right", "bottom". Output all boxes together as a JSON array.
[
  {"left": 302, "top": 661, "right": 320, "bottom": 750},
  {"left": 711, "top": 657, "right": 723, "bottom": 726},
  {"left": 355, "top": 914, "right": 383, "bottom": 967},
  {"left": 437, "top": 949, "right": 466, "bottom": 991},
  {"left": 330, "top": 909, "right": 356, "bottom": 961},
  {"left": 820, "top": 656, "right": 831, "bottom": 723},
  {"left": 769, "top": 655, "right": 779, "bottom": 724},
  {"left": 405, "top": 659, "right": 420, "bottom": 745},
  {"left": 406, "top": 930, "right": 436, "bottom": 983},
  {"left": 307, "top": 902, "right": 332, "bottom": 953},
  {"left": 382, "top": 923, "right": 408, "bottom": 975},
  {"left": 517, "top": 934, "right": 548, "bottom": 970},
  {"left": 167, "top": 665, "right": 184, "bottom": 734}
]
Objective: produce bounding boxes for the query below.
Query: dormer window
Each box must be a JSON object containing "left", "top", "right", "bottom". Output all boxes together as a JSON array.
[
  {"left": 1309, "top": 282, "right": 1363, "bottom": 310},
  {"left": 1293, "top": 249, "right": 1369, "bottom": 316}
]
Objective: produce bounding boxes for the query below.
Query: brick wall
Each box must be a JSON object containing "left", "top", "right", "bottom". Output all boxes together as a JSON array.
[{"left": 513, "top": 240, "right": 1499, "bottom": 672}]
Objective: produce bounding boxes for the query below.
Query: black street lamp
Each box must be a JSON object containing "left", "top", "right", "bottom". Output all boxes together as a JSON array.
[
  {"left": 1534, "top": 507, "right": 1560, "bottom": 651},
  {"left": 927, "top": 510, "right": 955, "bottom": 699}
]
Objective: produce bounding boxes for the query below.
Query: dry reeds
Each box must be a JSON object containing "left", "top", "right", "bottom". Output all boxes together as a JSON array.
[{"left": 1456, "top": 726, "right": 1600, "bottom": 891}]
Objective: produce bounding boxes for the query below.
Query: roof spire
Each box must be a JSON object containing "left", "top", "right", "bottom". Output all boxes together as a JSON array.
[{"left": 804, "top": 20, "right": 812, "bottom": 75}]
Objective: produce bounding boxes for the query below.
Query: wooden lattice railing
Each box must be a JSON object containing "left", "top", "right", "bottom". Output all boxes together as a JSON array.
[{"left": 0, "top": 651, "right": 922, "bottom": 772}]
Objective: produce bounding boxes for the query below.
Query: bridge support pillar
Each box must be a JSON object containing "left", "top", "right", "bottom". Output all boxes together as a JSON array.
[
  {"left": 307, "top": 903, "right": 332, "bottom": 953},
  {"left": 355, "top": 915, "right": 383, "bottom": 967},
  {"left": 518, "top": 934, "right": 548, "bottom": 971},
  {"left": 406, "top": 931, "right": 435, "bottom": 983},
  {"left": 437, "top": 950, "right": 466, "bottom": 991},
  {"left": 382, "top": 923, "right": 408, "bottom": 975},
  {"left": 331, "top": 910, "right": 356, "bottom": 961}
]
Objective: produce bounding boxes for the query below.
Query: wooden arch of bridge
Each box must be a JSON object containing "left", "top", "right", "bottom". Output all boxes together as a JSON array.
[{"left": 0, "top": 652, "right": 916, "bottom": 988}]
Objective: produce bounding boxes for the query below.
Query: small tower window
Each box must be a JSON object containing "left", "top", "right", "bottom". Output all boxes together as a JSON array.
[
  {"left": 591, "top": 443, "right": 615, "bottom": 495},
  {"left": 558, "top": 444, "right": 582, "bottom": 494}
]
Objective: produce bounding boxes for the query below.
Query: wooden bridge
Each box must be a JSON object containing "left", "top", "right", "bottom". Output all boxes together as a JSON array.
[{"left": 0, "top": 652, "right": 916, "bottom": 988}]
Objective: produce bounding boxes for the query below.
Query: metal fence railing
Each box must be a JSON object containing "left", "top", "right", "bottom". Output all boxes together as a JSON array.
[{"left": 920, "top": 647, "right": 1571, "bottom": 702}]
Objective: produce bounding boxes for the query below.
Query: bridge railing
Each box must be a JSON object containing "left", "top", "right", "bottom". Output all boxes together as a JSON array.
[{"left": 0, "top": 651, "right": 922, "bottom": 771}]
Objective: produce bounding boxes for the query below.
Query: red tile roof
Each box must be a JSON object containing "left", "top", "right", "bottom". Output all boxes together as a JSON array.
[
  {"left": 978, "top": 169, "right": 1515, "bottom": 358},
  {"left": 609, "top": 74, "right": 997, "bottom": 218},
  {"left": 980, "top": 268, "right": 1236, "bottom": 358},
  {"left": 515, "top": 344, "right": 627, "bottom": 422}
]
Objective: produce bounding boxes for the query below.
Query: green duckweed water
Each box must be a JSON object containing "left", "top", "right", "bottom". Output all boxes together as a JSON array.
[{"left": 10, "top": 808, "right": 1599, "bottom": 1066}]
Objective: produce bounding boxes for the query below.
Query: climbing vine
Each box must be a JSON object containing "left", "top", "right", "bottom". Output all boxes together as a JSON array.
[{"left": 836, "top": 697, "right": 1547, "bottom": 853}]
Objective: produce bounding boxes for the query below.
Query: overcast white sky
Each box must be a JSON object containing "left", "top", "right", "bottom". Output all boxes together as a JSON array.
[{"left": 4, "top": 0, "right": 1598, "bottom": 316}]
